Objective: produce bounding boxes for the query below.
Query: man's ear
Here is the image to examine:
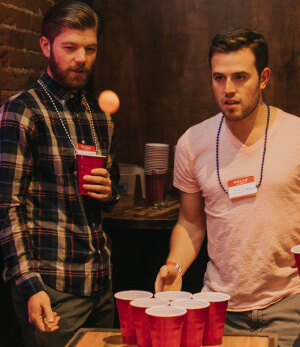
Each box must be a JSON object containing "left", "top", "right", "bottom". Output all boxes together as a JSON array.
[
  {"left": 260, "top": 67, "right": 271, "bottom": 90},
  {"left": 40, "top": 36, "right": 51, "bottom": 58}
]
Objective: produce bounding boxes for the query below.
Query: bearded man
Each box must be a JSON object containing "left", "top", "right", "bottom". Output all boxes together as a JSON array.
[{"left": 0, "top": 1, "right": 120, "bottom": 346}]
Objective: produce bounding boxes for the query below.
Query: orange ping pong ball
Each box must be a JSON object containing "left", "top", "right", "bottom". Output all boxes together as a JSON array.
[{"left": 98, "top": 90, "right": 120, "bottom": 114}]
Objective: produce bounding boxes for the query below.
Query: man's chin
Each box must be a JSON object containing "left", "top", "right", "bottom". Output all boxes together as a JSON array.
[
  {"left": 59, "top": 77, "right": 89, "bottom": 91},
  {"left": 222, "top": 112, "right": 245, "bottom": 122}
]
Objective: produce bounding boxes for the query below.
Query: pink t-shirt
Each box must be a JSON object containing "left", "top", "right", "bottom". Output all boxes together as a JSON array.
[{"left": 174, "top": 107, "right": 300, "bottom": 311}]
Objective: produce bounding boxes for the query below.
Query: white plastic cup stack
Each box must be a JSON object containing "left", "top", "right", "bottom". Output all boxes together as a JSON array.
[
  {"left": 144, "top": 143, "right": 169, "bottom": 205},
  {"left": 144, "top": 143, "right": 169, "bottom": 174}
]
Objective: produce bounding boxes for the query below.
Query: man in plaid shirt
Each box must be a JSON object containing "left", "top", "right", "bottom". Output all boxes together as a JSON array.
[{"left": 0, "top": 1, "right": 120, "bottom": 346}]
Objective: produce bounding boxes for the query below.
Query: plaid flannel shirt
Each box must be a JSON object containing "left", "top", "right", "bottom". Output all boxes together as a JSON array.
[{"left": 0, "top": 72, "right": 119, "bottom": 300}]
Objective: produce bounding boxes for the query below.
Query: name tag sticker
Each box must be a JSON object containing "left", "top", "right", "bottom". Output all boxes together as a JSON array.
[
  {"left": 77, "top": 144, "right": 97, "bottom": 155},
  {"left": 77, "top": 144, "right": 96, "bottom": 152},
  {"left": 228, "top": 176, "right": 257, "bottom": 200}
]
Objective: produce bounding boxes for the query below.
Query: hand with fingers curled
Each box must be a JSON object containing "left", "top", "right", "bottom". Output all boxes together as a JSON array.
[
  {"left": 154, "top": 264, "right": 183, "bottom": 293},
  {"left": 82, "top": 168, "right": 113, "bottom": 201},
  {"left": 28, "top": 291, "right": 60, "bottom": 333}
]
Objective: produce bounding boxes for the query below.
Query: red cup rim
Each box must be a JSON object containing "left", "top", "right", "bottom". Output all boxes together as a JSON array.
[
  {"left": 76, "top": 152, "right": 106, "bottom": 158},
  {"left": 145, "top": 305, "right": 187, "bottom": 317},
  {"left": 114, "top": 290, "right": 153, "bottom": 301},
  {"left": 130, "top": 298, "right": 170, "bottom": 308},
  {"left": 291, "top": 245, "right": 300, "bottom": 254},
  {"left": 170, "top": 298, "right": 210, "bottom": 309},
  {"left": 154, "top": 291, "right": 192, "bottom": 301},
  {"left": 193, "top": 292, "right": 231, "bottom": 302}
]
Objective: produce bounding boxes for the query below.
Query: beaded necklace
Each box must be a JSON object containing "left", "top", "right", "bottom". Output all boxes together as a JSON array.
[
  {"left": 216, "top": 101, "right": 270, "bottom": 195},
  {"left": 37, "top": 80, "right": 98, "bottom": 154}
]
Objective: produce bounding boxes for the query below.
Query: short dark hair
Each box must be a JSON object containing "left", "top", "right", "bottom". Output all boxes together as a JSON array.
[
  {"left": 41, "top": 0, "right": 104, "bottom": 43},
  {"left": 209, "top": 28, "right": 268, "bottom": 76}
]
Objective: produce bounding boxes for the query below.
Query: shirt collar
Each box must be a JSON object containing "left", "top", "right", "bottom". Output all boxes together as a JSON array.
[{"left": 38, "top": 71, "right": 84, "bottom": 106}]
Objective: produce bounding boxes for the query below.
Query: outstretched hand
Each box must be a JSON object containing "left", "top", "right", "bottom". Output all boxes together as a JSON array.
[{"left": 154, "top": 264, "right": 182, "bottom": 293}]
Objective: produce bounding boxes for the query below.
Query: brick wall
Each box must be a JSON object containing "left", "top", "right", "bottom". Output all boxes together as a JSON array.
[{"left": 0, "top": 0, "right": 56, "bottom": 105}]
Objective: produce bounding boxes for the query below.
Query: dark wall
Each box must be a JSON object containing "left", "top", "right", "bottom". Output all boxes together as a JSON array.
[
  {"left": 0, "top": 0, "right": 56, "bottom": 105},
  {"left": 93, "top": 0, "right": 300, "bottom": 166}
]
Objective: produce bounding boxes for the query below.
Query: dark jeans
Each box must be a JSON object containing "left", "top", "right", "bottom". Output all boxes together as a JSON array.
[
  {"left": 225, "top": 293, "right": 300, "bottom": 347},
  {"left": 0, "top": 249, "right": 24, "bottom": 347}
]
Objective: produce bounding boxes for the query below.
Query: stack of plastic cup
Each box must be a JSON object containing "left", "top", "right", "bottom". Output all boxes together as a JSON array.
[
  {"left": 144, "top": 143, "right": 169, "bottom": 204},
  {"left": 144, "top": 143, "right": 169, "bottom": 173},
  {"left": 114, "top": 290, "right": 153, "bottom": 344}
]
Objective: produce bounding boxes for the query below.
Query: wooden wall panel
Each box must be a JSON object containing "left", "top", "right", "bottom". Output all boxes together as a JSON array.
[{"left": 93, "top": 0, "right": 300, "bottom": 166}]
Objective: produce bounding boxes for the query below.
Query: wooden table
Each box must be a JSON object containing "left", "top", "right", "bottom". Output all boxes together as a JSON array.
[
  {"left": 103, "top": 198, "right": 180, "bottom": 230},
  {"left": 66, "top": 329, "right": 278, "bottom": 347}
]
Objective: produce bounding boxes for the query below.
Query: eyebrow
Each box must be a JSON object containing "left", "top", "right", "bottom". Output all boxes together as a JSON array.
[
  {"left": 212, "top": 71, "right": 250, "bottom": 77},
  {"left": 61, "top": 41, "right": 98, "bottom": 47}
]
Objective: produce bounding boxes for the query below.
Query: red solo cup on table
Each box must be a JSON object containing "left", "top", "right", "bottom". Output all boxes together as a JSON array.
[
  {"left": 154, "top": 291, "right": 192, "bottom": 301},
  {"left": 76, "top": 153, "right": 106, "bottom": 195},
  {"left": 130, "top": 298, "right": 169, "bottom": 347},
  {"left": 146, "top": 173, "right": 155, "bottom": 205},
  {"left": 114, "top": 290, "right": 153, "bottom": 344},
  {"left": 193, "top": 292, "right": 230, "bottom": 346},
  {"left": 291, "top": 245, "right": 300, "bottom": 276},
  {"left": 152, "top": 168, "right": 167, "bottom": 208},
  {"left": 171, "top": 299, "right": 210, "bottom": 347},
  {"left": 146, "top": 305, "right": 187, "bottom": 347}
]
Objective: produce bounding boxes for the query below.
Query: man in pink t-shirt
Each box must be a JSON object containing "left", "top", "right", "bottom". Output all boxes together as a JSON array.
[{"left": 155, "top": 28, "right": 300, "bottom": 347}]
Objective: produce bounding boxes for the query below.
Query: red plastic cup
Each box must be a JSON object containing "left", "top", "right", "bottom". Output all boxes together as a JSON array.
[
  {"left": 130, "top": 298, "right": 169, "bottom": 347},
  {"left": 114, "top": 290, "right": 153, "bottom": 344},
  {"left": 146, "top": 173, "right": 154, "bottom": 205},
  {"left": 171, "top": 299, "right": 210, "bottom": 347},
  {"left": 154, "top": 291, "right": 192, "bottom": 301},
  {"left": 146, "top": 306, "right": 187, "bottom": 347},
  {"left": 193, "top": 292, "right": 230, "bottom": 346},
  {"left": 291, "top": 245, "right": 300, "bottom": 277},
  {"left": 152, "top": 169, "right": 167, "bottom": 208},
  {"left": 76, "top": 153, "right": 106, "bottom": 195}
]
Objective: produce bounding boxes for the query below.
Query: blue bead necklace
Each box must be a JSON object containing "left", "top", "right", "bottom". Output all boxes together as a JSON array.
[{"left": 216, "top": 101, "right": 270, "bottom": 195}]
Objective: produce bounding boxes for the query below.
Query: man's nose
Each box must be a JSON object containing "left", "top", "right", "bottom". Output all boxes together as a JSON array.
[
  {"left": 224, "top": 78, "right": 236, "bottom": 95},
  {"left": 74, "top": 48, "right": 87, "bottom": 64}
]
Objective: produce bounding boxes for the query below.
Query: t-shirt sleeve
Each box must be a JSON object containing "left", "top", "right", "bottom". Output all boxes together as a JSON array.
[{"left": 173, "top": 130, "right": 201, "bottom": 193}]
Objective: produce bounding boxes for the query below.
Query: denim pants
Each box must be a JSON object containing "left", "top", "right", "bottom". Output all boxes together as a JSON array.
[
  {"left": 224, "top": 293, "right": 300, "bottom": 347},
  {"left": 11, "top": 281, "right": 114, "bottom": 347}
]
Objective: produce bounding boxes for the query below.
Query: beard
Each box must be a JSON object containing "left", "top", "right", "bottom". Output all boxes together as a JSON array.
[
  {"left": 221, "top": 86, "right": 261, "bottom": 122},
  {"left": 48, "top": 50, "right": 92, "bottom": 91}
]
